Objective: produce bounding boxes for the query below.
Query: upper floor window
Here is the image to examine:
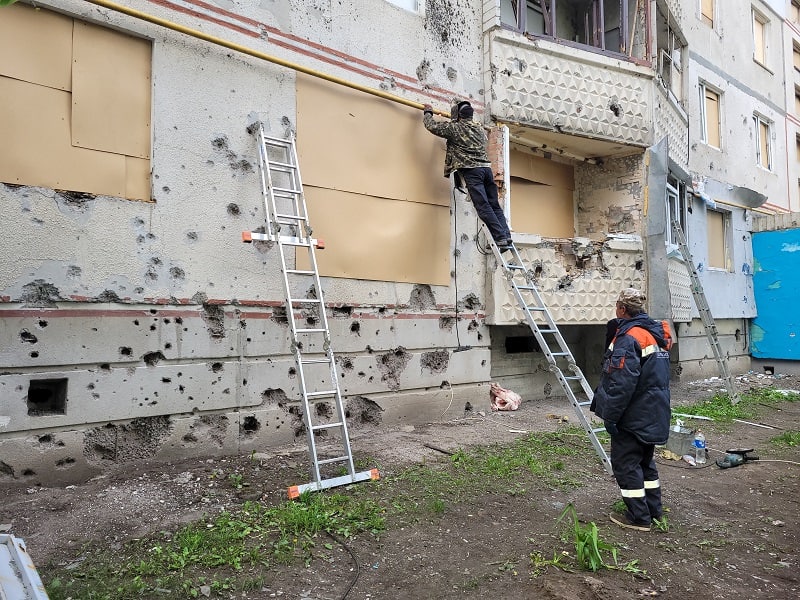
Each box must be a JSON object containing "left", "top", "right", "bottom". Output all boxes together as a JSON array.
[
  {"left": 386, "top": 0, "right": 418, "bottom": 11},
  {"left": 793, "top": 43, "right": 800, "bottom": 71},
  {"left": 795, "top": 86, "right": 800, "bottom": 118},
  {"left": 792, "top": 1, "right": 800, "bottom": 26},
  {"left": 753, "top": 114, "right": 772, "bottom": 170},
  {"left": 706, "top": 209, "right": 731, "bottom": 271},
  {"left": 657, "top": 6, "right": 686, "bottom": 105},
  {"left": 752, "top": 10, "right": 767, "bottom": 66},
  {"left": 701, "top": 0, "right": 714, "bottom": 27},
  {"left": 700, "top": 83, "right": 721, "bottom": 149},
  {"left": 500, "top": 0, "right": 639, "bottom": 56},
  {"left": 666, "top": 175, "right": 687, "bottom": 248}
]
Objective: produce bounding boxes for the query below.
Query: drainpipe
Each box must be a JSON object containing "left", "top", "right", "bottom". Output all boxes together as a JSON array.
[{"left": 83, "top": 0, "right": 451, "bottom": 117}]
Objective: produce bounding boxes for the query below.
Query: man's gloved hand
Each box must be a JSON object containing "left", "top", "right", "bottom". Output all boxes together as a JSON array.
[
  {"left": 604, "top": 421, "right": 619, "bottom": 436},
  {"left": 423, "top": 103, "right": 433, "bottom": 115}
]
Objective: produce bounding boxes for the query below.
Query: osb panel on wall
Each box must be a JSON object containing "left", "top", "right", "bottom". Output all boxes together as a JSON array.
[
  {"left": 0, "top": 77, "right": 126, "bottom": 195},
  {"left": 299, "top": 186, "right": 450, "bottom": 285},
  {"left": 72, "top": 21, "right": 152, "bottom": 159},
  {"left": 0, "top": 2, "right": 72, "bottom": 91},
  {"left": 126, "top": 155, "right": 152, "bottom": 201},
  {"left": 510, "top": 151, "right": 574, "bottom": 189},
  {"left": 510, "top": 178, "right": 574, "bottom": 238},
  {"left": 296, "top": 74, "right": 450, "bottom": 206}
]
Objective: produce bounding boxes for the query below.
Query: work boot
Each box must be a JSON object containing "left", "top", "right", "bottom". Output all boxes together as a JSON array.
[{"left": 609, "top": 512, "right": 651, "bottom": 532}]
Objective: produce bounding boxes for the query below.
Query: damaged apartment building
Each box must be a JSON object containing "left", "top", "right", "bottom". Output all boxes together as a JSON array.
[{"left": 0, "top": 0, "right": 796, "bottom": 483}]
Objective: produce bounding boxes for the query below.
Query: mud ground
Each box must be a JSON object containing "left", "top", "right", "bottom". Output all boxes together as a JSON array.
[{"left": 2, "top": 372, "right": 799, "bottom": 599}]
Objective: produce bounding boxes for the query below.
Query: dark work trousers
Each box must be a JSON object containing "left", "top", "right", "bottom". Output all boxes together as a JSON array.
[
  {"left": 610, "top": 429, "right": 662, "bottom": 525},
  {"left": 457, "top": 167, "right": 511, "bottom": 244}
]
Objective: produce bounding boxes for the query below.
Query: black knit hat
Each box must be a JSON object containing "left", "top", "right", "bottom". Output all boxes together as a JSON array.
[{"left": 457, "top": 101, "right": 473, "bottom": 119}]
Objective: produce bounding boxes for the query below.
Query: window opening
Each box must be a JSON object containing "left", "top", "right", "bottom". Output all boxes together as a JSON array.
[
  {"left": 27, "top": 378, "right": 68, "bottom": 416},
  {"left": 666, "top": 174, "right": 687, "bottom": 247},
  {"left": 701, "top": 0, "right": 714, "bottom": 28},
  {"left": 656, "top": 6, "right": 686, "bottom": 106},
  {"left": 753, "top": 114, "right": 772, "bottom": 170},
  {"left": 700, "top": 83, "right": 721, "bottom": 148}
]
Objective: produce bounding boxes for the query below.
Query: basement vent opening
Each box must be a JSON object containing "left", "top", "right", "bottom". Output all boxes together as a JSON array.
[
  {"left": 505, "top": 336, "right": 541, "bottom": 354},
  {"left": 27, "top": 378, "right": 68, "bottom": 416}
]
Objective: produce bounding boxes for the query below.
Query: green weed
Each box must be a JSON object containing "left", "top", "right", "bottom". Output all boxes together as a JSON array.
[
  {"left": 770, "top": 430, "right": 800, "bottom": 448},
  {"left": 677, "top": 387, "right": 800, "bottom": 423},
  {"left": 557, "top": 504, "right": 618, "bottom": 572}
]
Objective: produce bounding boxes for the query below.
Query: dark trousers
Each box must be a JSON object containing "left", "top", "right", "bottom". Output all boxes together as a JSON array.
[
  {"left": 457, "top": 167, "right": 511, "bottom": 243},
  {"left": 610, "top": 429, "right": 662, "bottom": 525}
]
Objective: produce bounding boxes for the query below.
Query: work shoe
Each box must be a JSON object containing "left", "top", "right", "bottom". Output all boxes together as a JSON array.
[{"left": 609, "top": 512, "right": 651, "bottom": 532}]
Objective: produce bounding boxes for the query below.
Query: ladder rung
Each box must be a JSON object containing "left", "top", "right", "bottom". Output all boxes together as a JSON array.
[
  {"left": 312, "top": 422, "right": 343, "bottom": 432},
  {"left": 300, "top": 358, "right": 331, "bottom": 365},
  {"left": 549, "top": 351, "right": 571, "bottom": 357},
  {"left": 288, "top": 297, "right": 322, "bottom": 305},
  {"left": 317, "top": 455, "right": 349, "bottom": 465},
  {"left": 295, "top": 327, "right": 327, "bottom": 333},
  {"left": 272, "top": 186, "right": 302, "bottom": 195},
  {"left": 276, "top": 213, "right": 307, "bottom": 222},
  {"left": 516, "top": 285, "right": 537, "bottom": 291},
  {"left": 538, "top": 328, "right": 557, "bottom": 334},
  {"left": 286, "top": 269, "right": 316, "bottom": 275},
  {"left": 268, "top": 160, "right": 296, "bottom": 170},
  {"left": 591, "top": 427, "right": 606, "bottom": 435},
  {"left": 577, "top": 400, "right": 591, "bottom": 407},
  {"left": 506, "top": 264, "right": 526, "bottom": 270},
  {"left": 525, "top": 306, "right": 546, "bottom": 312},
  {"left": 306, "top": 390, "right": 337, "bottom": 399},
  {"left": 564, "top": 375, "right": 583, "bottom": 381}
]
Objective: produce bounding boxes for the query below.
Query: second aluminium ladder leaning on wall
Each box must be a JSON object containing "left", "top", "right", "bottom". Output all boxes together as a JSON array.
[{"left": 243, "top": 123, "right": 379, "bottom": 497}]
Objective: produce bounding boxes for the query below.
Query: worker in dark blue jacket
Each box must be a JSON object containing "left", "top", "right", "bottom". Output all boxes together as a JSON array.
[{"left": 591, "top": 287, "right": 673, "bottom": 531}]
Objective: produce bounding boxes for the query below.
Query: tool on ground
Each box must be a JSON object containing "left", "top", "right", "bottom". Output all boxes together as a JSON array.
[
  {"left": 243, "top": 123, "right": 378, "bottom": 498},
  {"left": 716, "top": 447, "right": 759, "bottom": 469},
  {"left": 476, "top": 225, "right": 612, "bottom": 474},
  {"left": 671, "top": 219, "right": 740, "bottom": 404}
]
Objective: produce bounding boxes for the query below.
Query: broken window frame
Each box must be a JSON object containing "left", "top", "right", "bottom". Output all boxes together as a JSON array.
[
  {"left": 665, "top": 174, "right": 687, "bottom": 248},
  {"left": 753, "top": 113, "right": 772, "bottom": 171},
  {"left": 699, "top": 82, "right": 721, "bottom": 149},
  {"left": 499, "top": 0, "right": 638, "bottom": 58},
  {"left": 656, "top": 6, "right": 686, "bottom": 107}
]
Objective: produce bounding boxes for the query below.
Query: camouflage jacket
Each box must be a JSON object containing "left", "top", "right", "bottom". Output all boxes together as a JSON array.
[{"left": 423, "top": 113, "right": 491, "bottom": 177}]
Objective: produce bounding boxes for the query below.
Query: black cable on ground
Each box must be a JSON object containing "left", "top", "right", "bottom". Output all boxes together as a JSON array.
[{"left": 325, "top": 529, "right": 360, "bottom": 600}]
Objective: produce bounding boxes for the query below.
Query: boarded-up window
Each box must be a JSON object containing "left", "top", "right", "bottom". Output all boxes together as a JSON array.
[
  {"left": 754, "top": 115, "right": 772, "bottom": 170},
  {"left": 793, "top": 2, "right": 800, "bottom": 24},
  {"left": 753, "top": 12, "right": 766, "bottom": 66},
  {"left": 0, "top": 3, "right": 151, "bottom": 200},
  {"left": 707, "top": 209, "right": 728, "bottom": 270},
  {"left": 295, "top": 74, "right": 451, "bottom": 285},
  {"left": 796, "top": 136, "right": 800, "bottom": 162},
  {"left": 507, "top": 150, "right": 574, "bottom": 238},
  {"left": 701, "top": 0, "right": 714, "bottom": 27},
  {"left": 701, "top": 85, "right": 721, "bottom": 148},
  {"left": 796, "top": 88, "right": 800, "bottom": 117},
  {"left": 794, "top": 45, "right": 800, "bottom": 70}
]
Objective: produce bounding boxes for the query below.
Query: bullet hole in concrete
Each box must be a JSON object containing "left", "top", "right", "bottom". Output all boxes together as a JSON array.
[
  {"left": 734, "top": 329, "right": 741, "bottom": 341},
  {"left": 38, "top": 320, "right": 48, "bottom": 328},
  {"left": 350, "top": 321, "right": 361, "bottom": 335},
  {"left": 416, "top": 58, "right": 431, "bottom": 81},
  {"left": 222, "top": 388, "right": 230, "bottom": 394},
  {"left": 183, "top": 432, "right": 197, "bottom": 442},
  {"left": 378, "top": 307, "right": 386, "bottom": 314},
  {"left": 333, "top": 306, "right": 353, "bottom": 317},
  {"left": 305, "top": 315, "right": 317, "bottom": 326},
  {"left": 226, "top": 203, "right": 241, "bottom": 216},
  {"left": 179, "top": 385, "right": 185, "bottom": 393},
  {"left": 543, "top": 382, "right": 553, "bottom": 397},
  {"left": 133, "top": 320, "right": 140, "bottom": 326},
  {"left": 170, "top": 267, "right": 185, "bottom": 280},
  {"left": 96, "top": 290, "right": 121, "bottom": 303},
  {"left": 161, "top": 377, "right": 171, "bottom": 383},
  {"left": 29, "top": 351, "right": 39, "bottom": 358},
  {"left": 337, "top": 356, "right": 354, "bottom": 371},
  {"left": 242, "top": 378, "right": 247, "bottom": 385},
  {"left": 38, "top": 434, "right": 53, "bottom": 444},
  {"left": 187, "top": 231, "right": 198, "bottom": 241},
  {"left": 211, "top": 362, "right": 223, "bottom": 373},
  {"left": 315, "top": 402, "right": 332, "bottom": 418},
  {"left": 149, "top": 308, "right": 158, "bottom": 315},
  {"left": 376, "top": 347, "right": 411, "bottom": 391},
  {"left": 55, "top": 457, "right": 75, "bottom": 467},
  {"left": 136, "top": 234, "right": 146, "bottom": 244},
  {"left": 27, "top": 378, "right": 67, "bottom": 417},
  {"left": 211, "top": 135, "right": 254, "bottom": 174},
  {"left": 421, "top": 350, "right": 449, "bottom": 374},
  {"left": 635, "top": 260, "right": 644, "bottom": 270},
  {"left": 143, "top": 351, "right": 165, "bottom": 366},
  {"left": 150, "top": 324, "right": 157, "bottom": 331},
  {"left": 458, "top": 293, "right": 481, "bottom": 312},
  {"left": 22, "top": 469, "right": 35, "bottom": 477},
  {"left": 84, "top": 416, "right": 173, "bottom": 463},
  {"left": 409, "top": 284, "right": 436, "bottom": 310},
  {"left": 439, "top": 316, "right": 455, "bottom": 330},
  {"left": 201, "top": 303, "right": 226, "bottom": 338},
  {"left": 261, "top": 388, "right": 288, "bottom": 405},
  {"left": 241, "top": 415, "right": 260, "bottom": 434},
  {"left": 21, "top": 279, "right": 62, "bottom": 307},
  {"left": 345, "top": 396, "right": 383, "bottom": 428},
  {"left": 288, "top": 367, "right": 296, "bottom": 377},
  {"left": 481, "top": 359, "right": 486, "bottom": 366},
  {"left": 100, "top": 363, "right": 111, "bottom": 371},
  {"left": 165, "top": 342, "right": 172, "bottom": 350},
  {"left": 366, "top": 345, "right": 373, "bottom": 354},
  {"left": 120, "top": 347, "right": 132, "bottom": 356},
  {"left": 20, "top": 329, "right": 38, "bottom": 344},
  {"left": 557, "top": 275, "right": 573, "bottom": 290},
  {"left": 272, "top": 307, "right": 288, "bottom": 325},
  {"left": 0, "top": 462, "right": 14, "bottom": 478},
  {"left": 287, "top": 405, "right": 306, "bottom": 438},
  {"left": 58, "top": 190, "right": 96, "bottom": 205}
]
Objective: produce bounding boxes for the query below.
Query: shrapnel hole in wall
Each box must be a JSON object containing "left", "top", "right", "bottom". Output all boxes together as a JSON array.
[{"left": 27, "top": 378, "right": 68, "bottom": 416}]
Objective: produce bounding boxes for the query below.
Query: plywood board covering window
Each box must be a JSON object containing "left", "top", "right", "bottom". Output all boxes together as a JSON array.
[
  {"left": 755, "top": 115, "right": 771, "bottom": 170},
  {"left": 296, "top": 74, "right": 450, "bottom": 284},
  {"left": 752, "top": 13, "right": 766, "bottom": 65},
  {"left": 793, "top": 2, "right": 800, "bottom": 24},
  {"left": 794, "top": 45, "right": 800, "bottom": 71},
  {"left": 701, "top": 0, "right": 714, "bottom": 27},
  {"left": 702, "top": 86, "right": 721, "bottom": 148},
  {"left": 707, "top": 210, "right": 727, "bottom": 269},
  {"left": 0, "top": 3, "right": 151, "bottom": 201},
  {"left": 795, "top": 136, "right": 800, "bottom": 162},
  {"left": 508, "top": 150, "right": 574, "bottom": 238}
]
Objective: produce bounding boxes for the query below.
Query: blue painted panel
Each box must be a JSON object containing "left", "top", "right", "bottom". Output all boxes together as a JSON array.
[{"left": 750, "top": 229, "right": 800, "bottom": 359}]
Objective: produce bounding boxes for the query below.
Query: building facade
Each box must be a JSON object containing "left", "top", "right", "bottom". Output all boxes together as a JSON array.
[{"left": 0, "top": 0, "right": 793, "bottom": 484}]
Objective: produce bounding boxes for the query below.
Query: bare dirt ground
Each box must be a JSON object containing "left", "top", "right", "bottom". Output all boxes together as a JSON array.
[{"left": 2, "top": 372, "right": 799, "bottom": 600}]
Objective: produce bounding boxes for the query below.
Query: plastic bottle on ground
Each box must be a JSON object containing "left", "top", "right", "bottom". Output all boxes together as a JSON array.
[{"left": 694, "top": 430, "right": 706, "bottom": 464}]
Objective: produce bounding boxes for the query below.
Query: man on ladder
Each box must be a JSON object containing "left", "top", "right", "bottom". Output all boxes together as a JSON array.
[
  {"left": 421, "top": 101, "right": 512, "bottom": 251},
  {"left": 591, "top": 288, "right": 673, "bottom": 532}
]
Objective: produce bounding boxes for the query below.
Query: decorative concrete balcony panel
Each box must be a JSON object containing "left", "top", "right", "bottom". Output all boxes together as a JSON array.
[
  {"left": 653, "top": 87, "right": 690, "bottom": 170},
  {"left": 668, "top": 255, "right": 694, "bottom": 323},
  {"left": 486, "top": 235, "right": 645, "bottom": 325},
  {"left": 488, "top": 31, "right": 653, "bottom": 149}
]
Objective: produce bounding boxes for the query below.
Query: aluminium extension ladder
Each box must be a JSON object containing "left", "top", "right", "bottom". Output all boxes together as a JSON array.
[
  {"left": 671, "top": 219, "right": 740, "bottom": 404},
  {"left": 481, "top": 231, "right": 613, "bottom": 475},
  {"left": 243, "top": 123, "right": 379, "bottom": 497}
]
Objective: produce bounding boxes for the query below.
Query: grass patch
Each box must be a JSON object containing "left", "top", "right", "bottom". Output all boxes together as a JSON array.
[
  {"left": 675, "top": 387, "right": 800, "bottom": 424},
  {"left": 770, "top": 430, "right": 800, "bottom": 448}
]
